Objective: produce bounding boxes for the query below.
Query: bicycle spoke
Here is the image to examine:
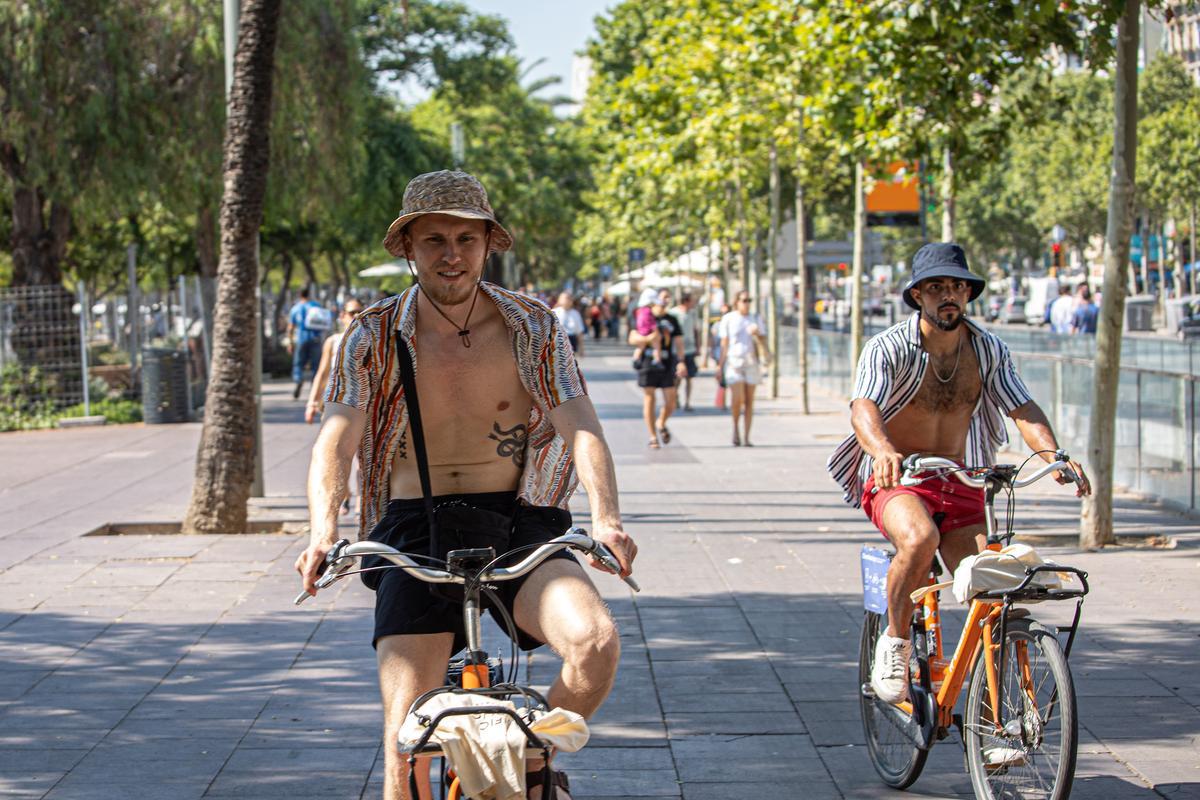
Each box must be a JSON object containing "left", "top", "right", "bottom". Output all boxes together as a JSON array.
[{"left": 978, "top": 631, "right": 1069, "bottom": 800}]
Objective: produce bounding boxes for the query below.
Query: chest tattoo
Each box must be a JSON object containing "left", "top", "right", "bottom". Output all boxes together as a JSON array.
[
  {"left": 398, "top": 430, "right": 408, "bottom": 460},
  {"left": 489, "top": 421, "right": 528, "bottom": 468}
]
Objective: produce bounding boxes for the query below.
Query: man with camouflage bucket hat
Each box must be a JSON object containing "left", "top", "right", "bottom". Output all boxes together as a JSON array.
[{"left": 297, "top": 170, "right": 636, "bottom": 798}]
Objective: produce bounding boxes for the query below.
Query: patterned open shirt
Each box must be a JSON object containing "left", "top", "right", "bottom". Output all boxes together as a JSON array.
[
  {"left": 324, "top": 283, "right": 587, "bottom": 540},
  {"left": 826, "top": 313, "right": 1034, "bottom": 509}
]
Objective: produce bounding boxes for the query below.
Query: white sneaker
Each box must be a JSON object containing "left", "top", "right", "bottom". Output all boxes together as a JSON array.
[{"left": 871, "top": 633, "right": 912, "bottom": 704}]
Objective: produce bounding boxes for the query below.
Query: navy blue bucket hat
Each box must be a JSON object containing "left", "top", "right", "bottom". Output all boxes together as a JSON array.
[{"left": 902, "top": 242, "right": 985, "bottom": 309}]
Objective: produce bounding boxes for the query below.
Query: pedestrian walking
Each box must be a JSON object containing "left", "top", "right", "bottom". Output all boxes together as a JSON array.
[
  {"left": 305, "top": 297, "right": 366, "bottom": 515},
  {"left": 589, "top": 296, "right": 606, "bottom": 340},
  {"left": 553, "top": 291, "right": 587, "bottom": 355},
  {"left": 607, "top": 295, "right": 622, "bottom": 339},
  {"left": 295, "top": 169, "right": 637, "bottom": 799},
  {"left": 305, "top": 297, "right": 365, "bottom": 424},
  {"left": 287, "top": 287, "right": 332, "bottom": 399},
  {"left": 1048, "top": 283, "right": 1074, "bottom": 334},
  {"left": 718, "top": 291, "right": 770, "bottom": 446},
  {"left": 629, "top": 292, "right": 686, "bottom": 448},
  {"left": 669, "top": 292, "right": 700, "bottom": 412},
  {"left": 1071, "top": 283, "right": 1098, "bottom": 334}
]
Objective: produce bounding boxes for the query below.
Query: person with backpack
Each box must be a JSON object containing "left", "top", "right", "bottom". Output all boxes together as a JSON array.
[{"left": 287, "top": 287, "right": 333, "bottom": 399}]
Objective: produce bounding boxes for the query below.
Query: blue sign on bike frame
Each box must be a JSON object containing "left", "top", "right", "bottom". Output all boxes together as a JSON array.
[{"left": 861, "top": 546, "right": 891, "bottom": 613}]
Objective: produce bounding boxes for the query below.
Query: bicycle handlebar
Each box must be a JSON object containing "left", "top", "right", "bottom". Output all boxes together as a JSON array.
[
  {"left": 294, "top": 527, "right": 639, "bottom": 605},
  {"left": 898, "top": 450, "right": 1080, "bottom": 491}
]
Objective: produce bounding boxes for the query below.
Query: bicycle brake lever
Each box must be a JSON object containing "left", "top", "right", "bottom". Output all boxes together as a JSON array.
[
  {"left": 589, "top": 541, "right": 641, "bottom": 593},
  {"left": 294, "top": 539, "right": 349, "bottom": 605}
]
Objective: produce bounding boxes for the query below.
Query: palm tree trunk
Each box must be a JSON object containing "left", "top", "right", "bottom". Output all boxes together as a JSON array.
[
  {"left": 184, "top": 0, "right": 282, "bottom": 535},
  {"left": 1081, "top": 0, "right": 1139, "bottom": 549}
]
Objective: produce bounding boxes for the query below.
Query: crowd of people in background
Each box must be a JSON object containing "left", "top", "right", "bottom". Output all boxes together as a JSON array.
[
  {"left": 1047, "top": 282, "right": 1100, "bottom": 335},
  {"left": 284, "top": 280, "right": 770, "bottom": 453}
]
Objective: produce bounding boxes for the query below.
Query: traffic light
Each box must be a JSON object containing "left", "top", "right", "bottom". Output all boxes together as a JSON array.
[{"left": 1051, "top": 243, "right": 1064, "bottom": 272}]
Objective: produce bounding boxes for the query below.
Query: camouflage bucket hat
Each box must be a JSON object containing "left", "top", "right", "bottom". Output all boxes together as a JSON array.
[{"left": 382, "top": 170, "right": 513, "bottom": 257}]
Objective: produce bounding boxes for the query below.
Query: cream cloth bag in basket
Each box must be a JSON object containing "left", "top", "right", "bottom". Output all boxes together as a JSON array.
[{"left": 910, "top": 544, "right": 1062, "bottom": 605}]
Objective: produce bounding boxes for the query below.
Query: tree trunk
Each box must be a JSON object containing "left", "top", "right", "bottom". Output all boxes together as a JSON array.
[
  {"left": 300, "top": 250, "right": 318, "bottom": 292},
  {"left": 1191, "top": 201, "right": 1197, "bottom": 296},
  {"left": 1153, "top": 216, "right": 1166, "bottom": 324},
  {"left": 767, "top": 139, "right": 781, "bottom": 400},
  {"left": 941, "top": 145, "right": 956, "bottom": 242},
  {"left": 795, "top": 179, "right": 810, "bottom": 415},
  {"left": 183, "top": 0, "right": 282, "bottom": 535},
  {"left": 1081, "top": 0, "right": 1139, "bottom": 550},
  {"left": 735, "top": 167, "right": 751, "bottom": 303},
  {"left": 1138, "top": 212, "right": 1149, "bottom": 294},
  {"left": 795, "top": 101, "right": 810, "bottom": 414},
  {"left": 195, "top": 203, "right": 218, "bottom": 364},
  {"left": 271, "top": 251, "right": 294, "bottom": 348},
  {"left": 851, "top": 159, "right": 867, "bottom": 375}
]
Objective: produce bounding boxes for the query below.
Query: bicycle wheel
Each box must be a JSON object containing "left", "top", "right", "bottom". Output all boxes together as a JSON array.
[
  {"left": 964, "top": 618, "right": 1077, "bottom": 800},
  {"left": 858, "top": 610, "right": 928, "bottom": 788}
]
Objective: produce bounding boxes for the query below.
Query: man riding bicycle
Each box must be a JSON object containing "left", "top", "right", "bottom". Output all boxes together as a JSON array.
[
  {"left": 827, "top": 243, "right": 1091, "bottom": 706},
  {"left": 295, "top": 170, "right": 637, "bottom": 799}
]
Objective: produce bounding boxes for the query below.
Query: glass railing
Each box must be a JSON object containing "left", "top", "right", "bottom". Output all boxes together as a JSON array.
[{"left": 777, "top": 324, "right": 1199, "bottom": 512}]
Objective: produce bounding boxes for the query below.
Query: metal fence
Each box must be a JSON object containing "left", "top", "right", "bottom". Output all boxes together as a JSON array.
[
  {"left": 776, "top": 324, "right": 1200, "bottom": 513},
  {"left": 0, "top": 282, "right": 210, "bottom": 419}
]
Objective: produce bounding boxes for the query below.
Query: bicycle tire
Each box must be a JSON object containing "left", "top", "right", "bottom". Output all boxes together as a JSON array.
[
  {"left": 964, "top": 617, "right": 1077, "bottom": 800},
  {"left": 858, "top": 610, "right": 929, "bottom": 789}
]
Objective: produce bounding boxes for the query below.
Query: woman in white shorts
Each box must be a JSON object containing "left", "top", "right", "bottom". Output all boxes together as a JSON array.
[{"left": 717, "top": 292, "right": 771, "bottom": 446}]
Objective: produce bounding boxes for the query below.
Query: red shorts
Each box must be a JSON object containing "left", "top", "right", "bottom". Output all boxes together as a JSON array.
[{"left": 862, "top": 470, "right": 986, "bottom": 539}]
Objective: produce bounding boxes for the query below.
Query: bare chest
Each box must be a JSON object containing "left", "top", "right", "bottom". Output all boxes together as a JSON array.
[
  {"left": 389, "top": 322, "right": 534, "bottom": 499},
  {"left": 910, "top": 345, "right": 982, "bottom": 413}
]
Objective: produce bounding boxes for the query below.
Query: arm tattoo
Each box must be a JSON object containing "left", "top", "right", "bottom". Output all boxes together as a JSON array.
[{"left": 489, "top": 421, "right": 528, "bottom": 468}]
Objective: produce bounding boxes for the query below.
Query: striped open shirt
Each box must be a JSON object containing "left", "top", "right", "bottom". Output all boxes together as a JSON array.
[
  {"left": 324, "top": 283, "right": 587, "bottom": 540},
  {"left": 826, "top": 313, "right": 1034, "bottom": 509}
]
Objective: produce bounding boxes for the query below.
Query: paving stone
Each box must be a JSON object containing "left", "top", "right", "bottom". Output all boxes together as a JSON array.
[
  {"left": 564, "top": 769, "right": 680, "bottom": 796},
  {"left": 664, "top": 711, "right": 806, "bottom": 736},
  {"left": 669, "top": 734, "right": 822, "bottom": 783},
  {"left": 204, "top": 746, "right": 376, "bottom": 797}
]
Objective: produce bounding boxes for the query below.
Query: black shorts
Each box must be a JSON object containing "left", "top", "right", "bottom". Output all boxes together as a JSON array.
[
  {"left": 366, "top": 491, "right": 575, "bottom": 652},
  {"left": 635, "top": 355, "right": 677, "bottom": 389},
  {"left": 683, "top": 353, "right": 699, "bottom": 378}
]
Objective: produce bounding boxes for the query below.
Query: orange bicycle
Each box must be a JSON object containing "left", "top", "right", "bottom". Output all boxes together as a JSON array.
[
  {"left": 858, "top": 451, "right": 1090, "bottom": 800},
  {"left": 296, "top": 527, "right": 638, "bottom": 799}
]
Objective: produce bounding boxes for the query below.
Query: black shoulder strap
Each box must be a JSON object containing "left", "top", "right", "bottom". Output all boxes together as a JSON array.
[{"left": 395, "top": 331, "right": 436, "bottom": 524}]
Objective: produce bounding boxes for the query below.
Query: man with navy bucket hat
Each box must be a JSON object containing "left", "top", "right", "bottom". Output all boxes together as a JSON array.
[{"left": 827, "top": 242, "right": 1091, "bottom": 713}]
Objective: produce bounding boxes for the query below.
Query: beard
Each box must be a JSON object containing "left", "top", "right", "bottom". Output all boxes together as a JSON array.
[
  {"left": 415, "top": 260, "right": 483, "bottom": 307},
  {"left": 924, "top": 304, "right": 964, "bottom": 331}
]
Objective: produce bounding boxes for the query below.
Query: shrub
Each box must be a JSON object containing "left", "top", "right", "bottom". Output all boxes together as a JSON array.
[
  {"left": 0, "top": 364, "right": 58, "bottom": 431},
  {"left": 60, "top": 398, "right": 143, "bottom": 424}
]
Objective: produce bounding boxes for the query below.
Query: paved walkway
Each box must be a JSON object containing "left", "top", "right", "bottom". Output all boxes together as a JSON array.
[{"left": 0, "top": 339, "right": 1197, "bottom": 799}]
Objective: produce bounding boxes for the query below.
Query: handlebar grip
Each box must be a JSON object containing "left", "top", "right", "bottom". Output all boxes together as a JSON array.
[{"left": 589, "top": 539, "right": 640, "bottom": 593}]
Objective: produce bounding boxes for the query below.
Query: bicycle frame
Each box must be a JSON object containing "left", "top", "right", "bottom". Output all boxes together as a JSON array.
[
  {"left": 296, "top": 530, "right": 637, "bottom": 800},
  {"left": 888, "top": 460, "right": 1091, "bottom": 742}
]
